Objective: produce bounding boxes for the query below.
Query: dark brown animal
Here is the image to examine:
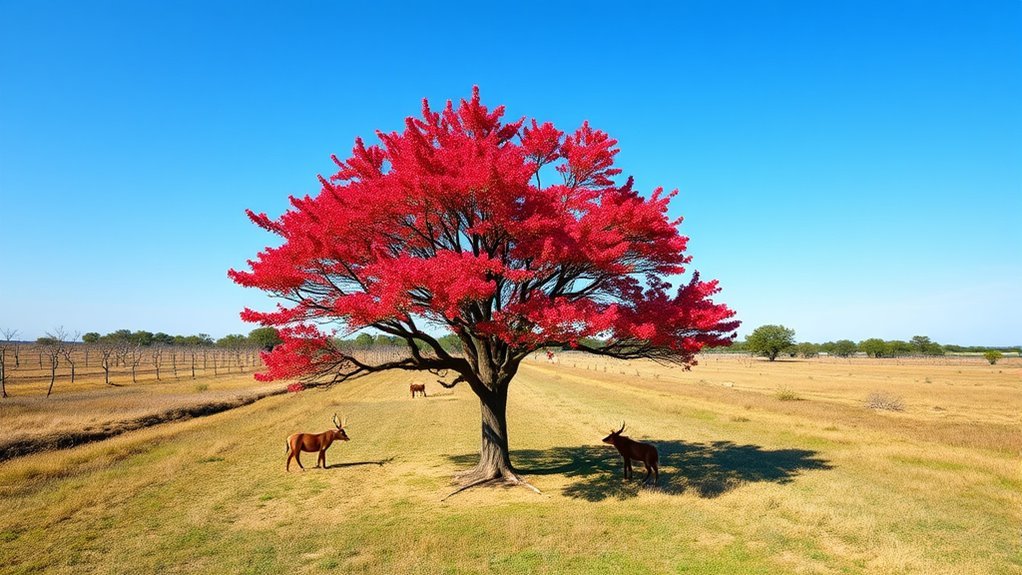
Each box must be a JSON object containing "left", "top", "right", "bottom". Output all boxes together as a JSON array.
[
  {"left": 410, "top": 383, "right": 426, "bottom": 398},
  {"left": 285, "top": 413, "right": 350, "bottom": 471},
  {"left": 602, "top": 422, "right": 659, "bottom": 485}
]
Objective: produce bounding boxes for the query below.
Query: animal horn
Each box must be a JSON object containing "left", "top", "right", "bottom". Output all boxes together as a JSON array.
[
  {"left": 341, "top": 415, "right": 348, "bottom": 428},
  {"left": 618, "top": 421, "right": 626, "bottom": 434},
  {"left": 333, "top": 413, "right": 341, "bottom": 428}
]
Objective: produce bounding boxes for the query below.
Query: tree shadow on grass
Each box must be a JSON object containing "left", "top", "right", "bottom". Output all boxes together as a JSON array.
[{"left": 449, "top": 440, "right": 831, "bottom": 501}]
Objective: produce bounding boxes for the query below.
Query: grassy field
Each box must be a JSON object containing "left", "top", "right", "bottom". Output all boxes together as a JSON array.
[
  {"left": 1, "top": 354, "right": 1019, "bottom": 574},
  {"left": 0, "top": 371, "right": 283, "bottom": 461}
]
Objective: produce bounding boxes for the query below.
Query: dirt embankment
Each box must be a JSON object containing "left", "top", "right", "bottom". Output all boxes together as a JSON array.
[{"left": 0, "top": 386, "right": 288, "bottom": 462}]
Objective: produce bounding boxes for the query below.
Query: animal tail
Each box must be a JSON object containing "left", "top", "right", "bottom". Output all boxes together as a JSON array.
[{"left": 284, "top": 440, "right": 290, "bottom": 454}]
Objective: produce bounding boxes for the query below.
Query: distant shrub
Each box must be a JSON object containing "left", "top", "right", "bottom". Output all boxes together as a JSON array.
[
  {"left": 775, "top": 387, "right": 800, "bottom": 401},
  {"left": 865, "top": 391, "right": 905, "bottom": 412},
  {"left": 194, "top": 383, "right": 209, "bottom": 392},
  {"left": 984, "top": 350, "right": 1003, "bottom": 365}
]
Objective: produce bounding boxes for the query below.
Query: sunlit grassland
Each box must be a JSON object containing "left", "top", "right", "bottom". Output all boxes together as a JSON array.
[
  {"left": 1, "top": 355, "right": 1019, "bottom": 574},
  {"left": 0, "top": 372, "right": 283, "bottom": 460}
]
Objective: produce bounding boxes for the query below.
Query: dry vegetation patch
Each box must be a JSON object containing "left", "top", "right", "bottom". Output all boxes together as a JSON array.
[{"left": 865, "top": 391, "right": 906, "bottom": 412}]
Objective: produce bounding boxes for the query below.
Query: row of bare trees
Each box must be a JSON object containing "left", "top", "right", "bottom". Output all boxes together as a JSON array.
[{"left": 0, "top": 328, "right": 264, "bottom": 398}]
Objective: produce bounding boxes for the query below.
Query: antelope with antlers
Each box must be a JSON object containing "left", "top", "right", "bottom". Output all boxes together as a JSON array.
[
  {"left": 602, "top": 422, "right": 659, "bottom": 485},
  {"left": 285, "top": 413, "right": 350, "bottom": 471}
]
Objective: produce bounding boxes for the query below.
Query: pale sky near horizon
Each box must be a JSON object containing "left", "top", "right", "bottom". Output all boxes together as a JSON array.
[{"left": 1, "top": 1, "right": 1019, "bottom": 345}]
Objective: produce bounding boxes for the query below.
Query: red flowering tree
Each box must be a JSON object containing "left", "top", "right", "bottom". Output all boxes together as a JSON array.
[{"left": 230, "top": 88, "right": 738, "bottom": 491}]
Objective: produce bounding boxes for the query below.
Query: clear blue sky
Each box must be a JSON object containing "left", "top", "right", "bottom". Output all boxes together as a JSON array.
[{"left": 1, "top": 1, "right": 1019, "bottom": 345}]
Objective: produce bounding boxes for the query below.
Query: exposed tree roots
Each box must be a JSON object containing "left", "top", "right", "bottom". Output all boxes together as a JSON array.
[{"left": 441, "top": 467, "right": 543, "bottom": 501}]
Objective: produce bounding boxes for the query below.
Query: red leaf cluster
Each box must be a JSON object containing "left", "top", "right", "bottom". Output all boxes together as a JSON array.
[{"left": 230, "top": 87, "right": 738, "bottom": 380}]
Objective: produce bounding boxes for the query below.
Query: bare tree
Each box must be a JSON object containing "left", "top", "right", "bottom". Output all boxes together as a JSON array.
[
  {"left": 114, "top": 342, "right": 131, "bottom": 369},
  {"left": 44, "top": 327, "right": 68, "bottom": 398},
  {"left": 170, "top": 349, "right": 178, "bottom": 378},
  {"left": 129, "top": 343, "right": 144, "bottom": 384},
  {"left": 0, "top": 330, "right": 12, "bottom": 398},
  {"left": 2, "top": 329, "right": 21, "bottom": 368},
  {"left": 0, "top": 340, "right": 9, "bottom": 399},
  {"left": 59, "top": 331, "right": 81, "bottom": 385},
  {"left": 98, "top": 341, "right": 115, "bottom": 385},
  {"left": 152, "top": 345, "right": 164, "bottom": 381},
  {"left": 0, "top": 328, "right": 18, "bottom": 398}
]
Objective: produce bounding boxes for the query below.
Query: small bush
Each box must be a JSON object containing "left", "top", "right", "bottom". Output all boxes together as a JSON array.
[
  {"left": 775, "top": 387, "right": 800, "bottom": 401},
  {"left": 866, "top": 391, "right": 905, "bottom": 412},
  {"left": 194, "top": 384, "right": 209, "bottom": 392},
  {"left": 984, "top": 350, "right": 1003, "bottom": 365}
]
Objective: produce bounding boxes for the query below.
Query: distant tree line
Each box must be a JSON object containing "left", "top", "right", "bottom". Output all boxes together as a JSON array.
[
  {"left": 340, "top": 326, "right": 1018, "bottom": 365},
  {"left": 730, "top": 325, "right": 1019, "bottom": 362},
  {"left": 33, "top": 327, "right": 283, "bottom": 350}
]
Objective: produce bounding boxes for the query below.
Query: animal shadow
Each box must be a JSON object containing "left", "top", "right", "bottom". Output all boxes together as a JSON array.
[
  {"left": 326, "top": 456, "right": 395, "bottom": 470},
  {"left": 450, "top": 440, "right": 831, "bottom": 501}
]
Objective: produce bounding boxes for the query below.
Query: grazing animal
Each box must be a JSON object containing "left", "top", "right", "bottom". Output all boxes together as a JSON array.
[
  {"left": 602, "top": 422, "right": 659, "bottom": 485},
  {"left": 410, "top": 383, "right": 427, "bottom": 398},
  {"left": 285, "top": 413, "right": 349, "bottom": 471}
]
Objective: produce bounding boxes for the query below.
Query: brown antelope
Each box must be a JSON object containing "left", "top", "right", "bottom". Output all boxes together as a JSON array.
[
  {"left": 602, "top": 422, "right": 659, "bottom": 485},
  {"left": 409, "top": 382, "right": 426, "bottom": 398},
  {"left": 285, "top": 413, "right": 349, "bottom": 471}
]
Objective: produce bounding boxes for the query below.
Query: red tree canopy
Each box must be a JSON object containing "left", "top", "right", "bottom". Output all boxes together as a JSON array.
[{"left": 230, "top": 88, "right": 738, "bottom": 384}]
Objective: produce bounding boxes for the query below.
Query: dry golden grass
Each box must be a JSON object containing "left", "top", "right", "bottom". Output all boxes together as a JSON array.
[
  {"left": 0, "top": 372, "right": 282, "bottom": 461},
  {"left": 1, "top": 354, "right": 1020, "bottom": 574}
]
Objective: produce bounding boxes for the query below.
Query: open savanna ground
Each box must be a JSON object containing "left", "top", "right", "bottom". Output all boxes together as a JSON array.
[
  {"left": 0, "top": 370, "right": 282, "bottom": 461},
  {"left": 1, "top": 354, "right": 1019, "bottom": 574}
]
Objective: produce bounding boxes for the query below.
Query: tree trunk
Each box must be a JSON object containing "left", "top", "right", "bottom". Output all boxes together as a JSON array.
[
  {"left": 453, "top": 372, "right": 537, "bottom": 492},
  {"left": 47, "top": 363, "right": 56, "bottom": 397},
  {"left": 466, "top": 386, "right": 515, "bottom": 481}
]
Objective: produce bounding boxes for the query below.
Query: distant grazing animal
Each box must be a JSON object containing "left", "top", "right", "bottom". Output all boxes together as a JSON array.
[
  {"left": 285, "top": 413, "right": 349, "bottom": 471},
  {"left": 410, "top": 383, "right": 427, "bottom": 398},
  {"left": 602, "top": 422, "right": 659, "bottom": 485}
]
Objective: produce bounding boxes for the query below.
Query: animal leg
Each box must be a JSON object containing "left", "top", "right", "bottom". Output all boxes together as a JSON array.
[
  {"left": 320, "top": 450, "right": 327, "bottom": 468},
  {"left": 642, "top": 464, "right": 652, "bottom": 485},
  {"left": 286, "top": 451, "right": 293, "bottom": 472},
  {"left": 653, "top": 463, "right": 659, "bottom": 485},
  {"left": 294, "top": 451, "right": 305, "bottom": 470}
]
